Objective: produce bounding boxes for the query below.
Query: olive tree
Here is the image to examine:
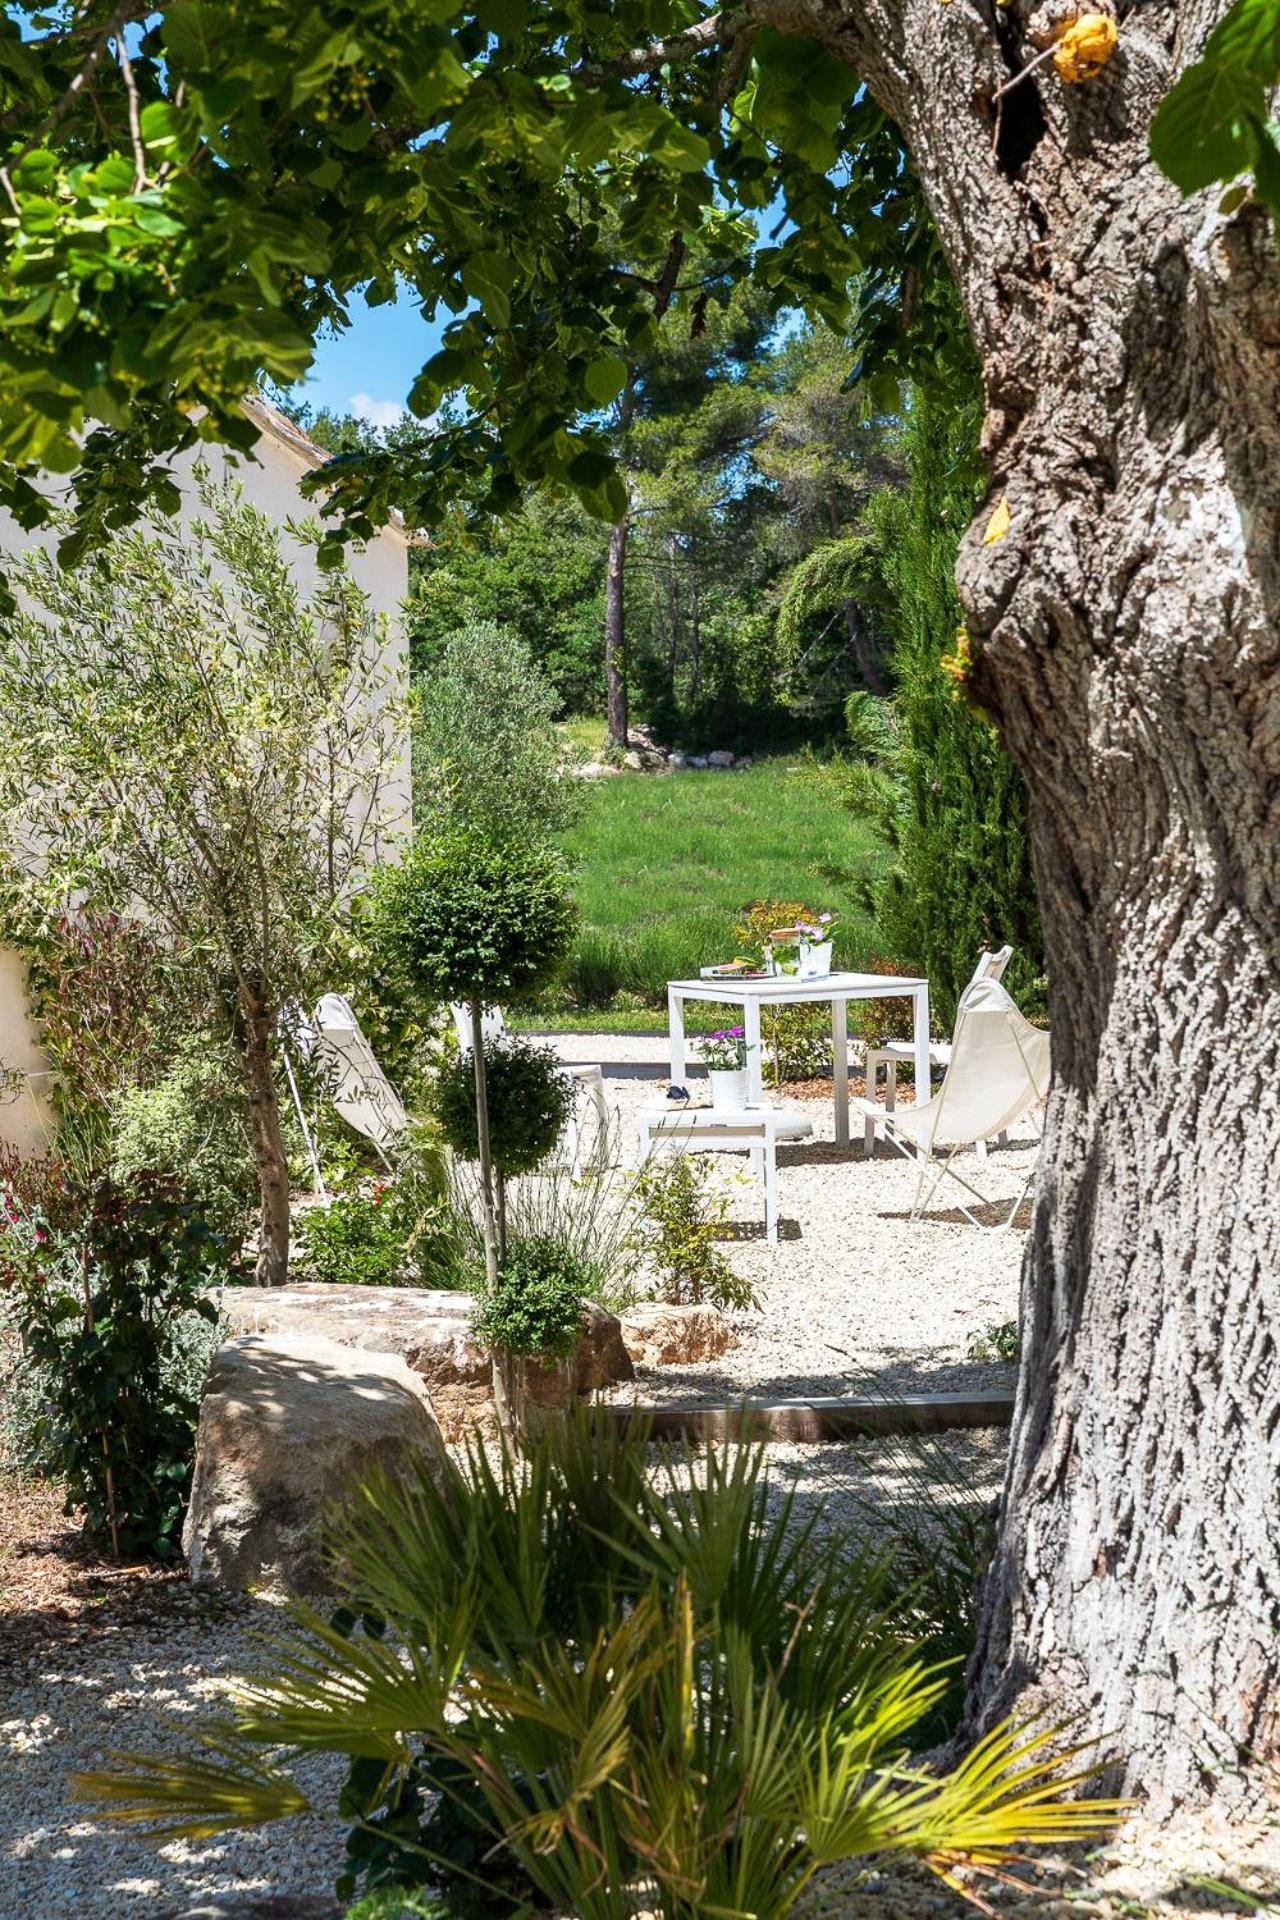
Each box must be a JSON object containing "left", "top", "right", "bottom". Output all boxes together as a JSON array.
[
  {"left": 0, "top": 480, "right": 409, "bottom": 1285},
  {"left": 3, "top": 0, "right": 1279, "bottom": 1812}
]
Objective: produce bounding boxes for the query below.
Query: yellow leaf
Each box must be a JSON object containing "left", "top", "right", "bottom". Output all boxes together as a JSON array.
[
  {"left": 982, "top": 495, "right": 1011, "bottom": 544},
  {"left": 1053, "top": 13, "right": 1119, "bottom": 82}
]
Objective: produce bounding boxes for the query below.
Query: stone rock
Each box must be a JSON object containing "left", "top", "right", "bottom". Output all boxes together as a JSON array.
[
  {"left": 222, "top": 1283, "right": 493, "bottom": 1442},
  {"left": 184, "top": 1332, "right": 446, "bottom": 1593},
  {"left": 574, "top": 1299, "right": 635, "bottom": 1391},
  {"left": 620, "top": 1302, "right": 739, "bottom": 1367},
  {"left": 577, "top": 760, "right": 621, "bottom": 779},
  {"left": 707, "top": 749, "right": 736, "bottom": 768},
  {"left": 736, "top": 756, "right": 754, "bottom": 770},
  {"left": 623, "top": 749, "right": 645, "bottom": 770},
  {"left": 669, "top": 749, "right": 690, "bottom": 769},
  {"left": 220, "top": 1284, "right": 634, "bottom": 1441},
  {"left": 688, "top": 754, "right": 709, "bottom": 770}
]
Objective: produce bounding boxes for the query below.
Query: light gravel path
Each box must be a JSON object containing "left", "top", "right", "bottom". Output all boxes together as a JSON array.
[
  {"left": 0, "top": 1593, "right": 348, "bottom": 1918},
  {"left": 541, "top": 1031, "right": 1032, "bottom": 1405}
]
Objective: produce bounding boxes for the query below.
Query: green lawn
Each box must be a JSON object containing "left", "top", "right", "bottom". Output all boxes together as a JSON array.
[{"left": 522, "top": 759, "right": 881, "bottom": 1026}]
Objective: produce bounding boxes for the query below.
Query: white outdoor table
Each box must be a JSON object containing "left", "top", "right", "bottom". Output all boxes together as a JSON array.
[{"left": 666, "top": 970, "right": 931, "bottom": 1150}]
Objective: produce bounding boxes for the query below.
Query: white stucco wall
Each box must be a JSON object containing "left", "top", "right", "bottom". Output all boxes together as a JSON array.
[{"left": 0, "top": 400, "right": 412, "bottom": 1157}]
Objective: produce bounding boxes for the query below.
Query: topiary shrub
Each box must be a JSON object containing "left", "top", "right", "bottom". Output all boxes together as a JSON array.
[
  {"left": 373, "top": 834, "right": 577, "bottom": 1297},
  {"left": 471, "top": 1235, "right": 591, "bottom": 1363},
  {"left": 431, "top": 1037, "right": 573, "bottom": 1178},
  {"left": 374, "top": 833, "right": 577, "bottom": 1013}
]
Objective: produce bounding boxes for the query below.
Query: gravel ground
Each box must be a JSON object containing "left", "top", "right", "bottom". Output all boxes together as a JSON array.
[
  {"left": 543, "top": 1031, "right": 1030, "bottom": 1405},
  {"left": 0, "top": 1494, "right": 348, "bottom": 1920}
]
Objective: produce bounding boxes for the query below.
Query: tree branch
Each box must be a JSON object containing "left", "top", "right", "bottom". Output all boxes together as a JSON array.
[{"left": 0, "top": 4, "right": 143, "bottom": 214}]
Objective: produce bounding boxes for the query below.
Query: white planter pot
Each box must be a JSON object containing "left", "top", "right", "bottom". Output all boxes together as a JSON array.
[
  {"left": 708, "top": 1068, "right": 749, "bottom": 1109},
  {"left": 800, "top": 939, "right": 833, "bottom": 978}
]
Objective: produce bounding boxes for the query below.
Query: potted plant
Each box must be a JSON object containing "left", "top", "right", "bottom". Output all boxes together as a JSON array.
[
  {"left": 698, "top": 1027, "right": 753, "bottom": 1108},
  {"left": 798, "top": 911, "right": 837, "bottom": 977}
]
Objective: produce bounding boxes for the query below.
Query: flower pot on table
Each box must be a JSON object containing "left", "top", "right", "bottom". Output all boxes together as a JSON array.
[{"left": 708, "top": 1068, "right": 749, "bottom": 1109}]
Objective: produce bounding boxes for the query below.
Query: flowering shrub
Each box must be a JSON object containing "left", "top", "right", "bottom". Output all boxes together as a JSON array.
[
  {"left": 292, "top": 1150, "right": 461, "bottom": 1291},
  {"left": 697, "top": 1027, "right": 750, "bottom": 1072},
  {"left": 1, "top": 1171, "right": 224, "bottom": 1559}
]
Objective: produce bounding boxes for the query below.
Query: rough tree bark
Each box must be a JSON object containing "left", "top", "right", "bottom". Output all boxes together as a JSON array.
[
  {"left": 237, "top": 993, "right": 292, "bottom": 1288},
  {"left": 761, "top": 0, "right": 1280, "bottom": 1810}
]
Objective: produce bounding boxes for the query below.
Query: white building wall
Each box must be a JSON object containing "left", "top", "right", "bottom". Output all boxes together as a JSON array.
[{"left": 0, "top": 400, "right": 412, "bottom": 1157}]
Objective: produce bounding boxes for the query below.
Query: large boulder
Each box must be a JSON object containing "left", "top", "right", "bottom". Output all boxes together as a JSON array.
[
  {"left": 707, "top": 748, "right": 736, "bottom": 768},
  {"left": 184, "top": 1332, "right": 446, "bottom": 1593},
  {"left": 222, "top": 1284, "right": 492, "bottom": 1442},
  {"left": 220, "top": 1283, "right": 633, "bottom": 1440},
  {"left": 620, "top": 1302, "right": 739, "bottom": 1367}
]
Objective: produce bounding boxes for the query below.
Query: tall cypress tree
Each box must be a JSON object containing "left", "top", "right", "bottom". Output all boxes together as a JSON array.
[{"left": 863, "top": 386, "right": 1044, "bottom": 1028}]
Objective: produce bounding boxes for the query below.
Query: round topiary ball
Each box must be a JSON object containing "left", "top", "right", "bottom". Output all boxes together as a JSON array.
[
  {"left": 432, "top": 1034, "right": 575, "bottom": 1175},
  {"left": 373, "top": 831, "right": 577, "bottom": 1007}
]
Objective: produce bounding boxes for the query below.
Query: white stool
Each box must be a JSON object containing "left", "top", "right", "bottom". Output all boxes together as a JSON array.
[{"left": 638, "top": 1106, "right": 796, "bottom": 1242}]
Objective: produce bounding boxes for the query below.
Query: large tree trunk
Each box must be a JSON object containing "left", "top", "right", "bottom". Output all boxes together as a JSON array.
[
  {"left": 787, "top": 0, "right": 1280, "bottom": 1809},
  {"left": 605, "top": 514, "right": 629, "bottom": 748},
  {"left": 238, "top": 995, "right": 291, "bottom": 1288}
]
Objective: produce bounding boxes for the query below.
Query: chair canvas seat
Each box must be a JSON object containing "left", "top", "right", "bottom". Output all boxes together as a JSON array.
[{"left": 855, "top": 977, "right": 1049, "bottom": 1230}]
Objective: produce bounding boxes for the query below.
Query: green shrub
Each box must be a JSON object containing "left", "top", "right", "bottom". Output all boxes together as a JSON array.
[
  {"left": 413, "top": 620, "right": 584, "bottom": 846},
  {"left": 374, "top": 833, "right": 577, "bottom": 1010},
  {"left": 292, "top": 1126, "right": 461, "bottom": 1289},
  {"left": 966, "top": 1317, "right": 1020, "bottom": 1364},
  {"left": 635, "top": 1152, "right": 756, "bottom": 1312},
  {"left": 83, "top": 1418, "right": 1121, "bottom": 1913},
  {"left": 110, "top": 1041, "right": 259, "bottom": 1254},
  {"left": 1, "top": 1172, "right": 225, "bottom": 1559},
  {"left": 431, "top": 1037, "right": 573, "bottom": 1177},
  {"left": 470, "top": 1235, "right": 591, "bottom": 1361},
  {"left": 840, "top": 387, "right": 1044, "bottom": 1028}
]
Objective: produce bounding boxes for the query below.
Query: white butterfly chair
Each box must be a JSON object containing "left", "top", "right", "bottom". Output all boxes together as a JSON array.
[
  {"left": 450, "top": 1003, "right": 609, "bottom": 1175},
  {"left": 863, "top": 945, "right": 1014, "bottom": 1159},
  {"left": 855, "top": 977, "right": 1050, "bottom": 1231},
  {"left": 298, "top": 993, "right": 410, "bottom": 1171}
]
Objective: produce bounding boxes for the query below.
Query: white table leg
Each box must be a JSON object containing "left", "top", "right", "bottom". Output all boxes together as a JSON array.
[
  {"left": 912, "top": 984, "right": 931, "bottom": 1107},
  {"left": 911, "top": 985, "right": 931, "bottom": 1160},
  {"left": 668, "top": 986, "right": 686, "bottom": 1087},
  {"left": 832, "top": 997, "right": 849, "bottom": 1147},
  {"left": 744, "top": 996, "right": 764, "bottom": 1107}
]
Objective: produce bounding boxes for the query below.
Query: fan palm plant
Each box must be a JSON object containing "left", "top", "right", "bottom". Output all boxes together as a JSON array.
[{"left": 76, "top": 1416, "right": 1124, "bottom": 1917}]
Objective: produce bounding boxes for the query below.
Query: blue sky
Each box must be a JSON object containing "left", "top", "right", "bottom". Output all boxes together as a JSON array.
[{"left": 293, "top": 296, "right": 445, "bottom": 427}]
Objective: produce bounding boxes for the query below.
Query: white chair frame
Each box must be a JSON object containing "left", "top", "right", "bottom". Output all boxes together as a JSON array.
[{"left": 863, "top": 946, "right": 1014, "bottom": 1160}]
